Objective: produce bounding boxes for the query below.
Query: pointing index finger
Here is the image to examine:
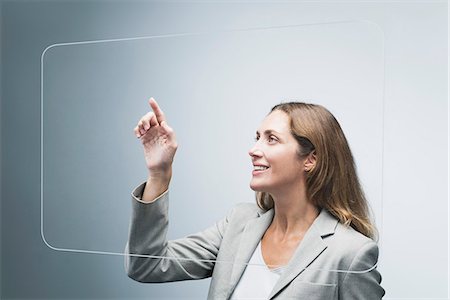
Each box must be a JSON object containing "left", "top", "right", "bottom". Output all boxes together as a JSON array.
[{"left": 149, "top": 97, "right": 166, "bottom": 125}]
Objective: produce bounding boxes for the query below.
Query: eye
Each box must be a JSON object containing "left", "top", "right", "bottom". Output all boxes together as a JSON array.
[
  {"left": 254, "top": 135, "right": 277, "bottom": 143},
  {"left": 268, "top": 136, "right": 277, "bottom": 143}
]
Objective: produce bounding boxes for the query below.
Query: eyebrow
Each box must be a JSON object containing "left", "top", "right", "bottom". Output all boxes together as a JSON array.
[{"left": 256, "top": 129, "right": 282, "bottom": 136}]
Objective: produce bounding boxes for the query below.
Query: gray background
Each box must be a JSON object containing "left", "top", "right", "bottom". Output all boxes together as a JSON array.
[{"left": 1, "top": 0, "right": 448, "bottom": 299}]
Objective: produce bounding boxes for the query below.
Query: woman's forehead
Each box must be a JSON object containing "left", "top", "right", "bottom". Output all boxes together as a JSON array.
[{"left": 257, "top": 111, "right": 290, "bottom": 134}]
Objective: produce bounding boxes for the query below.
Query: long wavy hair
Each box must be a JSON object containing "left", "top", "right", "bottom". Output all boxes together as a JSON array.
[{"left": 255, "top": 102, "right": 378, "bottom": 240}]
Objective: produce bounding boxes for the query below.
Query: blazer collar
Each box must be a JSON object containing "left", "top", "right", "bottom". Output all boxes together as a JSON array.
[
  {"left": 228, "top": 208, "right": 274, "bottom": 298},
  {"left": 228, "top": 207, "right": 339, "bottom": 299},
  {"left": 268, "top": 208, "right": 339, "bottom": 299}
]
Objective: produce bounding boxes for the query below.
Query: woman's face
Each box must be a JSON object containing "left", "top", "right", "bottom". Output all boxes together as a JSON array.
[{"left": 248, "top": 110, "right": 306, "bottom": 194}]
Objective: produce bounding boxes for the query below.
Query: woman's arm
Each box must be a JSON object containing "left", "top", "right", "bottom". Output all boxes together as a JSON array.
[
  {"left": 126, "top": 98, "right": 231, "bottom": 282},
  {"left": 125, "top": 181, "right": 230, "bottom": 283},
  {"left": 339, "top": 241, "right": 385, "bottom": 299}
]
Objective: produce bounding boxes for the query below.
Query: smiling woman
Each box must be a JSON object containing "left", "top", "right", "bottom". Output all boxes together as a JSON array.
[
  {"left": 253, "top": 103, "right": 376, "bottom": 240},
  {"left": 125, "top": 98, "right": 385, "bottom": 300}
]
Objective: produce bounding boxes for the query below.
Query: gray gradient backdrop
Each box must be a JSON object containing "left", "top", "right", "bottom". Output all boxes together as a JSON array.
[{"left": 1, "top": 1, "right": 448, "bottom": 299}]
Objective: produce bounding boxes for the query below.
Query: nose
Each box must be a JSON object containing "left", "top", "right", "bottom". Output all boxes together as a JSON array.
[{"left": 248, "top": 143, "right": 262, "bottom": 158}]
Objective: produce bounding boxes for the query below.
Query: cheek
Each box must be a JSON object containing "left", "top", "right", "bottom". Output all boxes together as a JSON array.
[{"left": 272, "top": 156, "right": 303, "bottom": 177}]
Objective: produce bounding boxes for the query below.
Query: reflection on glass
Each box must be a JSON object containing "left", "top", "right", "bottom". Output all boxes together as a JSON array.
[{"left": 41, "top": 21, "right": 384, "bottom": 294}]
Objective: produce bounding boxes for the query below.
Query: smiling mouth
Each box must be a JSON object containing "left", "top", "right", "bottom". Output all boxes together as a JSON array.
[{"left": 252, "top": 166, "right": 270, "bottom": 175}]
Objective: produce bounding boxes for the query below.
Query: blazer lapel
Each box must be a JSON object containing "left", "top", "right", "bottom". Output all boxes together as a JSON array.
[
  {"left": 268, "top": 209, "right": 339, "bottom": 299},
  {"left": 227, "top": 208, "right": 275, "bottom": 298}
]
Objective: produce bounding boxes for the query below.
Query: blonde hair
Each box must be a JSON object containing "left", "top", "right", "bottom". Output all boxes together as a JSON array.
[{"left": 255, "top": 102, "right": 378, "bottom": 240}]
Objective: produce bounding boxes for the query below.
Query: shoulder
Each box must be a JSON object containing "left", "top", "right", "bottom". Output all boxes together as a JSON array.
[
  {"left": 318, "top": 209, "right": 376, "bottom": 252},
  {"left": 215, "top": 202, "right": 267, "bottom": 243},
  {"left": 226, "top": 202, "right": 266, "bottom": 220},
  {"left": 335, "top": 221, "right": 375, "bottom": 247},
  {"left": 328, "top": 219, "right": 380, "bottom": 268},
  {"left": 219, "top": 202, "right": 269, "bottom": 228}
]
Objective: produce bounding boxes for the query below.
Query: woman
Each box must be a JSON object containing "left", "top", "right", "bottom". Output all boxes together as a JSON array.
[{"left": 125, "top": 97, "right": 385, "bottom": 299}]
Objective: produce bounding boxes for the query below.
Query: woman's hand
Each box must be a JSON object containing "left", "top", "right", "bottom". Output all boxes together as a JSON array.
[{"left": 134, "top": 97, "right": 178, "bottom": 178}]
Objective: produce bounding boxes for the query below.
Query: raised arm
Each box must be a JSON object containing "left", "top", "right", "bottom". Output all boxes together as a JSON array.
[{"left": 126, "top": 98, "right": 225, "bottom": 283}]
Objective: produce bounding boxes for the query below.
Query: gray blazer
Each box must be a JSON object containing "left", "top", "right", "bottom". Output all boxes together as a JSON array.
[{"left": 125, "top": 182, "right": 385, "bottom": 299}]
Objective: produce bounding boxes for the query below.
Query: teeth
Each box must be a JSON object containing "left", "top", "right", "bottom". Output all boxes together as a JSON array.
[{"left": 254, "top": 166, "right": 269, "bottom": 171}]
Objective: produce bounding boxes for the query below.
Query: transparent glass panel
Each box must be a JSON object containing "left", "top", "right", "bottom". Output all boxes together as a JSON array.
[{"left": 41, "top": 20, "right": 384, "bottom": 283}]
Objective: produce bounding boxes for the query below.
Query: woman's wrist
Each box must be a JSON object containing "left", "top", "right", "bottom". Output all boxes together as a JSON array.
[{"left": 141, "top": 170, "right": 172, "bottom": 203}]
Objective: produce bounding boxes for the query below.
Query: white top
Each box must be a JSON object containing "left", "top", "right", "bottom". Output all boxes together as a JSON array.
[{"left": 230, "top": 240, "right": 286, "bottom": 299}]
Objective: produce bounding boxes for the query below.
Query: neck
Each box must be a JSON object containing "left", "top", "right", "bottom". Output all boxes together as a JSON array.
[{"left": 268, "top": 184, "right": 320, "bottom": 240}]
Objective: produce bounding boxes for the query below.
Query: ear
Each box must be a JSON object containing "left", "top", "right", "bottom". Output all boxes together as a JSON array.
[{"left": 304, "top": 151, "right": 316, "bottom": 172}]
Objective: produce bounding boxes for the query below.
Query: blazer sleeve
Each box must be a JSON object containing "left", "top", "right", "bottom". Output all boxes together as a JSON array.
[
  {"left": 339, "top": 241, "right": 385, "bottom": 299},
  {"left": 124, "top": 181, "right": 230, "bottom": 283}
]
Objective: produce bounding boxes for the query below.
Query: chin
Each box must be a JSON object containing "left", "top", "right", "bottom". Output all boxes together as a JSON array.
[{"left": 249, "top": 183, "right": 266, "bottom": 192}]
